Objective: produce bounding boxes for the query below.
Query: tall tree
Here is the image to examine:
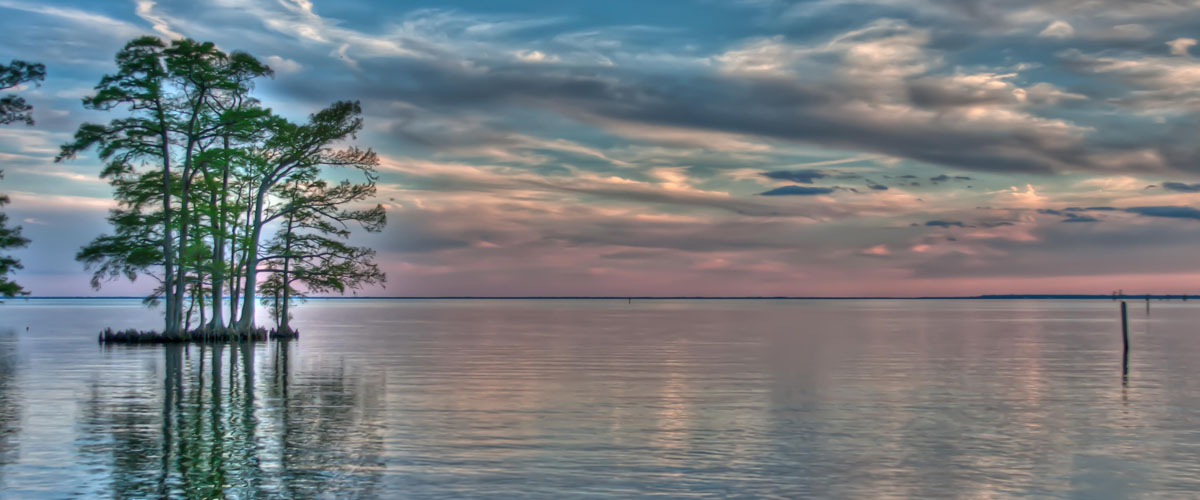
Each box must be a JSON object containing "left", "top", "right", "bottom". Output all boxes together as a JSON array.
[
  {"left": 58, "top": 37, "right": 179, "bottom": 331},
  {"left": 199, "top": 76, "right": 270, "bottom": 330},
  {"left": 164, "top": 40, "right": 268, "bottom": 332},
  {"left": 259, "top": 177, "right": 386, "bottom": 333},
  {"left": 0, "top": 59, "right": 44, "bottom": 298},
  {"left": 236, "top": 100, "right": 378, "bottom": 330},
  {"left": 59, "top": 37, "right": 269, "bottom": 334}
]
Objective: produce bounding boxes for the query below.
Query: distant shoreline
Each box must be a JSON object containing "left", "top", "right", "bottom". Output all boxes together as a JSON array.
[{"left": 7, "top": 295, "right": 1192, "bottom": 301}]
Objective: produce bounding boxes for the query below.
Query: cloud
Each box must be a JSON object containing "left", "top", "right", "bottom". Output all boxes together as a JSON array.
[
  {"left": 761, "top": 169, "right": 828, "bottom": 184},
  {"left": 12, "top": 0, "right": 1200, "bottom": 296},
  {"left": 265, "top": 55, "right": 303, "bottom": 74},
  {"left": 1168, "top": 38, "right": 1197, "bottom": 57},
  {"left": 1093, "top": 23, "right": 1153, "bottom": 42},
  {"left": 1125, "top": 206, "right": 1200, "bottom": 221},
  {"left": 134, "top": 0, "right": 182, "bottom": 40},
  {"left": 1062, "top": 49, "right": 1200, "bottom": 112},
  {"left": 860, "top": 244, "right": 890, "bottom": 256},
  {"left": 1039, "top": 20, "right": 1074, "bottom": 39},
  {"left": 0, "top": 1, "right": 137, "bottom": 33},
  {"left": 1061, "top": 213, "right": 1098, "bottom": 223},
  {"left": 157, "top": 2, "right": 1193, "bottom": 179},
  {"left": 1064, "top": 206, "right": 1117, "bottom": 212},
  {"left": 1161, "top": 181, "right": 1200, "bottom": 193},
  {"left": 387, "top": 108, "right": 629, "bottom": 165},
  {"left": 759, "top": 186, "right": 836, "bottom": 196},
  {"left": 1001, "top": 184, "right": 1047, "bottom": 208},
  {"left": 261, "top": 15, "right": 1112, "bottom": 175},
  {"left": 514, "top": 49, "right": 559, "bottom": 63},
  {"left": 1074, "top": 176, "right": 1144, "bottom": 192},
  {"left": 785, "top": 0, "right": 1194, "bottom": 34}
]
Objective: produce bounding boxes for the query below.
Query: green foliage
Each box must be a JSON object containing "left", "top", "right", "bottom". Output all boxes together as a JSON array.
[
  {"left": 259, "top": 273, "right": 300, "bottom": 324},
  {"left": 76, "top": 200, "right": 165, "bottom": 290},
  {"left": 261, "top": 179, "right": 387, "bottom": 295},
  {"left": 0, "top": 192, "right": 30, "bottom": 298},
  {"left": 0, "top": 60, "right": 46, "bottom": 126},
  {"left": 60, "top": 37, "right": 386, "bottom": 332},
  {"left": 0, "top": 59, "right": 43, "bottom": 298}
]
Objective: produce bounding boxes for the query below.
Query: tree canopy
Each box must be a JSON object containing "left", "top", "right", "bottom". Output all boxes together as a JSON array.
[{"left": 58, "top": 37, "right": 385, "bottom": 334}]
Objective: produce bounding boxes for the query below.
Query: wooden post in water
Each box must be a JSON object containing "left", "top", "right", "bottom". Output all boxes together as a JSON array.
[
  {"left": 1121, "top": 301, "right": 1129, "bottom": 380},
  {"left": 1146, "top": 296, "right": 1151, "bottom": 315}
]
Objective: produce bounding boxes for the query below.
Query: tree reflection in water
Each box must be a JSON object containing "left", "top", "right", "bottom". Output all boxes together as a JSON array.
[
  {"left": 0, "top": 331, "right": 20, "bottom": 491},
  {"left": 77, "top": 340, "right": 385, "bottom": 498}
]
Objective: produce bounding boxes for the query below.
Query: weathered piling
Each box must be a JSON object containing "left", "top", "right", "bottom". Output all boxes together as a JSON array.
[{"left": 1121, "top": 301, "right": 1129, "bottom": 380}]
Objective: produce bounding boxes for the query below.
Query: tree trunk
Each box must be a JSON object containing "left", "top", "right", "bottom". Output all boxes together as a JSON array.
[
  {"left": 209, "top": 135, "right": 230, "bottom": 330},
  {"left": 228, "top": 243, "right": 240, "bottom": 327},
  {"left": 237, "top": 187, "right": 266, "bottom": 330},
  {"left": 198, "top": 279, "right": 206, "bottom": 331},
  {"left": 158, "top": 114, "right": 176, "bottom": 335},
  {"left": 228, "top": 216, "right": 240, "bottom": 327},
  {"left": 172, "top": 94, "right": 207, "bottom": 337},
  {"left": 272, "top": 290, "right": 280, "bottom": 327},
  {"left": 280, "top": 208, "right": 294, "bottom": 333},
  {"left": 230, "top": 180, "right": 253, "bottom": 328},
  {"left": 184, "top": 291, "right": 195, "bottom": 333},
  {"left": 171, "top": 146, "right": 199, "bottom": 336}
]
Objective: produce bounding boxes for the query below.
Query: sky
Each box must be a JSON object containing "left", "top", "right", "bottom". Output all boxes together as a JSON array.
[{"left": 4, "top": 0, "right": 1200, "bottom": 297}]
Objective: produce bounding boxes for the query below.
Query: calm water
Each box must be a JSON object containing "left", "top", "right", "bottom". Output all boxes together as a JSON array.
[{"left": 1, "top": 299, "right": 1199, "bottom": 498}]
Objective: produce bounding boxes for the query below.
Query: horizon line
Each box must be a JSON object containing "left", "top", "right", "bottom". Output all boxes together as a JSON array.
[{"left": 6, "top": 294, "right": 1193, "bottom": 301}]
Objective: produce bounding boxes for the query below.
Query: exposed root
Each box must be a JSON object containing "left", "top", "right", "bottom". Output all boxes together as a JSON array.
[
  {"left": 269, "top": 326, "right": 300, "bottom": 340},
  {"left": 98, "top": 326, "right": 276, "bottom": 344}
]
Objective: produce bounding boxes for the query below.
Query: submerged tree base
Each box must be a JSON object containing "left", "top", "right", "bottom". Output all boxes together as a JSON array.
[
  {"left": 98, "top": 326, "right": 288, "bottom": 344},
  {"left": 269, "top": 326, "right": 300, "bottom": 340}
]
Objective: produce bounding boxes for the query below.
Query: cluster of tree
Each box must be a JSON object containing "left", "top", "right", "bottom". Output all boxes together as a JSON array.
[
  {"left": 58, "top": 37, "right": 385, "bottom": 336},
  {"left": 0, "top": 59, "right": 44, "bottom": 299}
]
